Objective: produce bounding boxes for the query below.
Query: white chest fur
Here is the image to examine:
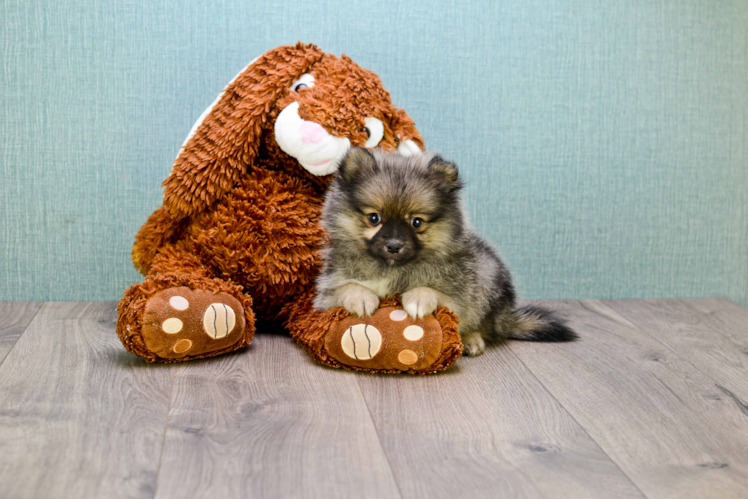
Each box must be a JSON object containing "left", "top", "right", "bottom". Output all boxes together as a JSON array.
[{"left": 357, "top": 277, "right": 395, "bottom": 298}]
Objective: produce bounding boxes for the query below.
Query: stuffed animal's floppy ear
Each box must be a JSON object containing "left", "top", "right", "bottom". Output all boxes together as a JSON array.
[
  {"left": 162, "top": 43, "right": 326, "bottom": 220},
  {"left": 338, "top": 147, "right": 378, "bottom": 183},
  {"left": 426, "top": 154, "right": 462, "bottom": 192}
]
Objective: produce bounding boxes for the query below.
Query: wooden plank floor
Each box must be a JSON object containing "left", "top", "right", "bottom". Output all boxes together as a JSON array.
[{"left": 0, "top": 299, "right": 747, "bottom": 498}]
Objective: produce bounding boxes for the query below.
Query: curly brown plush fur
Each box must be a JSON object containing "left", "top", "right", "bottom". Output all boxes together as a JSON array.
[{"left": 117, "top": 43, "right": 461, "bottom": 371}]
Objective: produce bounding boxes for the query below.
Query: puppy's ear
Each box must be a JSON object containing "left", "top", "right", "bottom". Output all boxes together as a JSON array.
[
  {"left": 338, "top": 147, "right": 378, "bottom": 183},
  {"left": 162, "top": 43, "right": 325, "bottom": 220},
  {"left": 426, "top": 155, "right": 462, "bottom": 192}
]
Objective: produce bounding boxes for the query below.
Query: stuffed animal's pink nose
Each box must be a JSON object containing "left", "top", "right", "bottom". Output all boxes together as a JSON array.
[{"left": 300, "top": 121, "right": 329, "bottom": 144}]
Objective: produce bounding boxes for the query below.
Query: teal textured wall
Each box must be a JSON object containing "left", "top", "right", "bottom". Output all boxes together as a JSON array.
[{"left": 1, "top": 0, "right": 746, "bottom": 305}]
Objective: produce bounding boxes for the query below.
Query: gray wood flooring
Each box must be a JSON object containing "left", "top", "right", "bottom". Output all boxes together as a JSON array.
[{"left": 0, "top": 299, "right": 747, "bottom": 498}]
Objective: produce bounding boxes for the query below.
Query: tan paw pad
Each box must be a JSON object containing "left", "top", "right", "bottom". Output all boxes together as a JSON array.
[
  {"left": 169, "top": 295, "right": 189, "bottom": 310},
  {"left": 398, "top": 349, "right": 418, "bottom": 365},
  {"left": 203, "top": 303, "right": 237, "bottom": 339},
  {"left": 402, "top": 325, "right": 424, "bottom": 341},
  {"left": 389, "top": 309, "right": 408, "bottom": 321},
  {"left": 173, "top": 339, "right": 192, "bottom": 353},
  {"left": 341, "top": 324, "right": 382, "bottom": 360},
  {"left": 162, "top": 317, "right": 183, "bottom": 334}
]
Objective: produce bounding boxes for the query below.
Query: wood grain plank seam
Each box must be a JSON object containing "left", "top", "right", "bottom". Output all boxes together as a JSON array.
[
  {"left": 716, "top": 385, "right": 748, "bottom": 418},
  {"left": 355, "top": 377, "right": 405, "bottom": 499},
  {"left": 151, "top": 368, "right": 178, "bottom": 500},
  {"left": 0, "top": 302, "right": 45, "bottom": 369},
  {"left": 505, "top": 335, "right": 648, "bottom": 499},
  {"left": 612, "top": 298, "right": 748, "bottom": 420},
  {"left": 613, "top": 298, "right": 748, "bottom": 391}
]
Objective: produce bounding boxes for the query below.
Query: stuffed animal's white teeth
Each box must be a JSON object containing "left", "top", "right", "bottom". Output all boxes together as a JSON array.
[
  {"left": 299, "top": 145, "right": 350, "bottom": 176},
  {"left": 397, "top": 139, "right": 421, "bottom": 156}
]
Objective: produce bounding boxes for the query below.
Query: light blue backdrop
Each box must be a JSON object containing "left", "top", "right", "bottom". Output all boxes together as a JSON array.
[{"left": 1, "top": 0, "right": 746, "bottom": 306}]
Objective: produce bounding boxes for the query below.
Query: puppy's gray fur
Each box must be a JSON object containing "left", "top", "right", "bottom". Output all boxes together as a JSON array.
[{"left": 314, "top": 148, "right": 576, "bottom": 355}]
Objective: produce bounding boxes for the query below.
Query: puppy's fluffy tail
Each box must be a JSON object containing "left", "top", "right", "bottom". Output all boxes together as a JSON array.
[{"left": 504, "top": 305, "right": 577, "bottom": 342}]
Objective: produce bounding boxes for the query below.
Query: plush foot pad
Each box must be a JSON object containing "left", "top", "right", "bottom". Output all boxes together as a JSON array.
[
  {"left": 325, "top": 306, "right": 445, "bottom": 371},
  {"left": 142, "top": 286, "right": 246, "bottom": 360}
]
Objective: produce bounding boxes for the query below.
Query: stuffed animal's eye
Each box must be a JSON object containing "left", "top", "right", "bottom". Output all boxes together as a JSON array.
[
  {"left": 411, "top": 217, "right": 425, "bottom": 230},
  {"left": 364, "top": 117, "right": 384, "bottom": 147},
  {"left": 291, "top": 74, "right": 315, "bottom": 92},
  {"left": 367, "top": 213, "right": 382, "bottom": 226}
]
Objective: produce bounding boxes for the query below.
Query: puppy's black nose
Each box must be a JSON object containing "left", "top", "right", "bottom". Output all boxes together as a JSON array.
[{"left": 385, "top": 240, "right": 403, "bottom": 254}]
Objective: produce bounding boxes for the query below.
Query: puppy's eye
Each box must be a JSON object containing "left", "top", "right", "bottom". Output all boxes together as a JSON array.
[
  {"left": 362, "top": 127, "right": 371, "bottom": 138},
  {"left": 367, "top": 213, "right": 382, "bottom": 226},
  {"left": 290, "top": 73, "right": 315, "bottom": 92},
  {"left": 410, "top": 217, "right": 425, "bottom": 231}
]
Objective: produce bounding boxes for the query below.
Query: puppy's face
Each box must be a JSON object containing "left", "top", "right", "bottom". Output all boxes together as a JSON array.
[{"left": 326, "top": 149, "right": 464, "bottom": 266}]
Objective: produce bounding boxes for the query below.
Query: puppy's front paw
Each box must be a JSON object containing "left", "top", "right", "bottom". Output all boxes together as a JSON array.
[
  {"left": 341, "top": 287, "right": 380, "bottom": 317},
  {"left": 462, "top": 333, "right": 486, "bottom": 357},
  {"left": 402, "top": 287, "right": 439, "bottom": 320}
]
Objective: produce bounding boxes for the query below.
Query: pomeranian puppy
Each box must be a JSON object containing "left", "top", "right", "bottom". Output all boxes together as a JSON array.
[{"left": 313, "top": 148, "right": 576, "bottom": 355}]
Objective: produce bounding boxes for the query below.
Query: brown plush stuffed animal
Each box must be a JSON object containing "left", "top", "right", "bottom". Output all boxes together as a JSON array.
[{"left": 117, "top": 43, "right": 462, "bottom": 373}]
